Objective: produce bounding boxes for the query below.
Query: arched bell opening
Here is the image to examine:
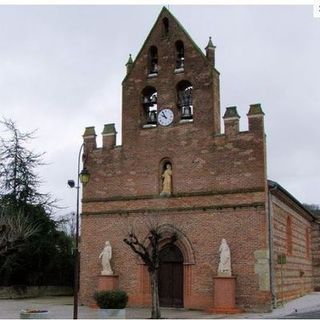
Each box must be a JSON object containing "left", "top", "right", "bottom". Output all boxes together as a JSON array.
[
  {"left": 175, "top": 40, "right": 185, "bottom": 70},
  {"left": 162, "top": 17, "right": 169, "bottom": 37},
  {"left": 148, "top": 46, "right": 158, "bottom": 75},
  {"left": 176, "top": 80, "right": 193, "bottom": 120},
  {"left": 141, "top": 86, "right": 157, "bottom": 125}
]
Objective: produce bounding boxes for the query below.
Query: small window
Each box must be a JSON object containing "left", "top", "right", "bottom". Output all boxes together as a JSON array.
[
  {"left": 142, "top": 86, "right": 157, "bottom": 125},
  {"left": 177, "top": 80, "right": 193, "bottom": 120},
  {"left": 162, "top": 17, "right": 169, "bottom": 36},
  {"left": 148, "top": 46, "right": 158, "bottom": 75},
  {"left": 286, "top": 216, "right": 292, "bottom": 255},
  {"left": 175, "top": 41, "right": 184, "bottom": 69},
  {"left": 306, "top": 228, "right": 310, "bottom": 259}
]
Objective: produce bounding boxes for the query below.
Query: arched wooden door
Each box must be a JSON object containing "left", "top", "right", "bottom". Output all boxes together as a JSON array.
[{"left": 158, "top": 244, "right": 184, "bottom": 307}]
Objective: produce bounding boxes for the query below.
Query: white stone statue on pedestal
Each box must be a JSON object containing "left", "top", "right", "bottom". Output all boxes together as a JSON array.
[
  {"left": 218, "top": 238, "right": 232, "bottom": 276},
  {"left": 99, "top": 241, "right": 113, "bottom": 275}
]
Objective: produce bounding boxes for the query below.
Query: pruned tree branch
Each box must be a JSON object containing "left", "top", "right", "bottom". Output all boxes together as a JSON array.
[{"left": 123, "top": 218, "right": 179, "bottom": 319}]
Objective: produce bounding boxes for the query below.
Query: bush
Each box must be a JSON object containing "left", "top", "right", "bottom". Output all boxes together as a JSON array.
[{"left": 93, "top": 290, "right": 128, "bottom": 309}]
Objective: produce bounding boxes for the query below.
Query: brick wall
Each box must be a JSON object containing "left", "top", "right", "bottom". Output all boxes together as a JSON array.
[
  {"left": 79, "top": 7, "right": 320, "bottom": 314},
  {"left": 312, "top": 219, "right": 320, "bottom": 291},
  {"left": 76, "top": 6, "right": 320, "bottom": 315},
  {"left": 80, "top": 205, "right": 271, "bottom": 311},
  {"left": 83, "top": 122, "right": 266, "bottom": 203},
  {"left": 79, "top": 7, "right": 272, "bottom": 313},
  {"left": 271, "top": 195, "right": 314, "bottom": 304},
  {"left": 80, "top": 119, "right": 270, "bottom": 312}
]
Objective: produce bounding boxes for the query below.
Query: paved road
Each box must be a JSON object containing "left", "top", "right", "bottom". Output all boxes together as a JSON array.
[
  {"left": 0, "top": 296, "right": 217, "bottom": 319},
  {"left": 1, "top": 294, "right": 320, "bottom": 319},
  {"left": 284, "top": 310, "right": 320, "bottom": 319}
]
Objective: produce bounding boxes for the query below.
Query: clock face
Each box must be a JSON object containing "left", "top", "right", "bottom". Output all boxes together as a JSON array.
[{"left": 157, "top": 108, "right": 174, "bottom": 126}]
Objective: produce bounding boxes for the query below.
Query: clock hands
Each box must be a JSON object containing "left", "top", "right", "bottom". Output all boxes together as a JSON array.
[{"left": 157, "top": 108, "right": 173, "bottom": 126}]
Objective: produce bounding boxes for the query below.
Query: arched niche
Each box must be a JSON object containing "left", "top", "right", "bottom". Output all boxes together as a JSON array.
[{"left": 159, "top": 158, "right": 173, "bottom": 196}]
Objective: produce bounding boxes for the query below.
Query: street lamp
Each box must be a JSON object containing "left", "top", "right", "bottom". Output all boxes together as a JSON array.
[
  {"left": 68, "top": 143, "right": 90, "bottom": 319},
  {"left": 79, "top": 167, "right": 90, "bottom": 185}
]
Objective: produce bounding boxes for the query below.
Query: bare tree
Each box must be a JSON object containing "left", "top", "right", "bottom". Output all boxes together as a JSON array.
[
  {"left": 57, "top": 211, "right": 76, "bottom": 238},
  {"left": 0, "top": 210, "right": 39, "bottom": 256},
  {"left": 123, "top": 218, "right": 177, "bottom": 319}
]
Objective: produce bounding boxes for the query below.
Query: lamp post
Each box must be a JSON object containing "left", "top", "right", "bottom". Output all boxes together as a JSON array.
[{"left": 68, "top": 143, "right": 90, "bottom": 319}]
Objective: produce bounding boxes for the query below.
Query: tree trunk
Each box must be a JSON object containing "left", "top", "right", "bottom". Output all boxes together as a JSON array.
[{"left": 150, "top": 269, "right": 161, "bottom": 319}]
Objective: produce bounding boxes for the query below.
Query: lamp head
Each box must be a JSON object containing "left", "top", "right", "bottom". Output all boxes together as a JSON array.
[
  {"left": 68, "top": 180, "right": 75, "bottom": 188},
  {"left": 79, "top": 167, "right": 90, "bottom": 185}
]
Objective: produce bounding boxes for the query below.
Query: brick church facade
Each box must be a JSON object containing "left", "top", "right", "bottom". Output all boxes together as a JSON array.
[{"left": 79, "top": 8, "right": 320, "bottom": 312}]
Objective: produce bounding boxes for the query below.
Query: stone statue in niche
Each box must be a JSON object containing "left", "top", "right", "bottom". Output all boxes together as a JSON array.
[
  {"left": 218, "top": 238, "right": 232, "bottom": 276},
  {"left": 160, "top": 163, "right": 172, "bottom": 196},
  {"left": 99, "top": 241, "right": 113, "bottom": 275}
]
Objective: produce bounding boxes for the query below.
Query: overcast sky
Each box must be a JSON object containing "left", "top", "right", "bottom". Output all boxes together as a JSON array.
[{"left": 0, "top": 5, "right": 319, "bottom": 217}]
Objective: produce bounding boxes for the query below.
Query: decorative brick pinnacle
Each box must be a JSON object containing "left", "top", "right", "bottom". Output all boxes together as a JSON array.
[
  {"left": 247, "top": 104, "right": 265, "bottom": 116},
  {"left": 102, "top": 123, "right": 117, "bottom": 135},
  {"left": 126, "top": 54, "right": 133, "bottom": 66},
  {"left": 223, "top": 106, "right": 240, "bottom": 119},
  {"left": 83, "top": 126, "right": 96, "bottom": 137},
  {"left": 205, "top": 36, "right": 216, "bottom": 50}
]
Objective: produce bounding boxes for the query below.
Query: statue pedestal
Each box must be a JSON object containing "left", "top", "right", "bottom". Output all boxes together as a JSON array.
[
  {"left": 207, "top": 276, "right": 244, "bottom": 314},
  {"left": 97, "top": 274, "right": 119, "bottom": 291}
]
